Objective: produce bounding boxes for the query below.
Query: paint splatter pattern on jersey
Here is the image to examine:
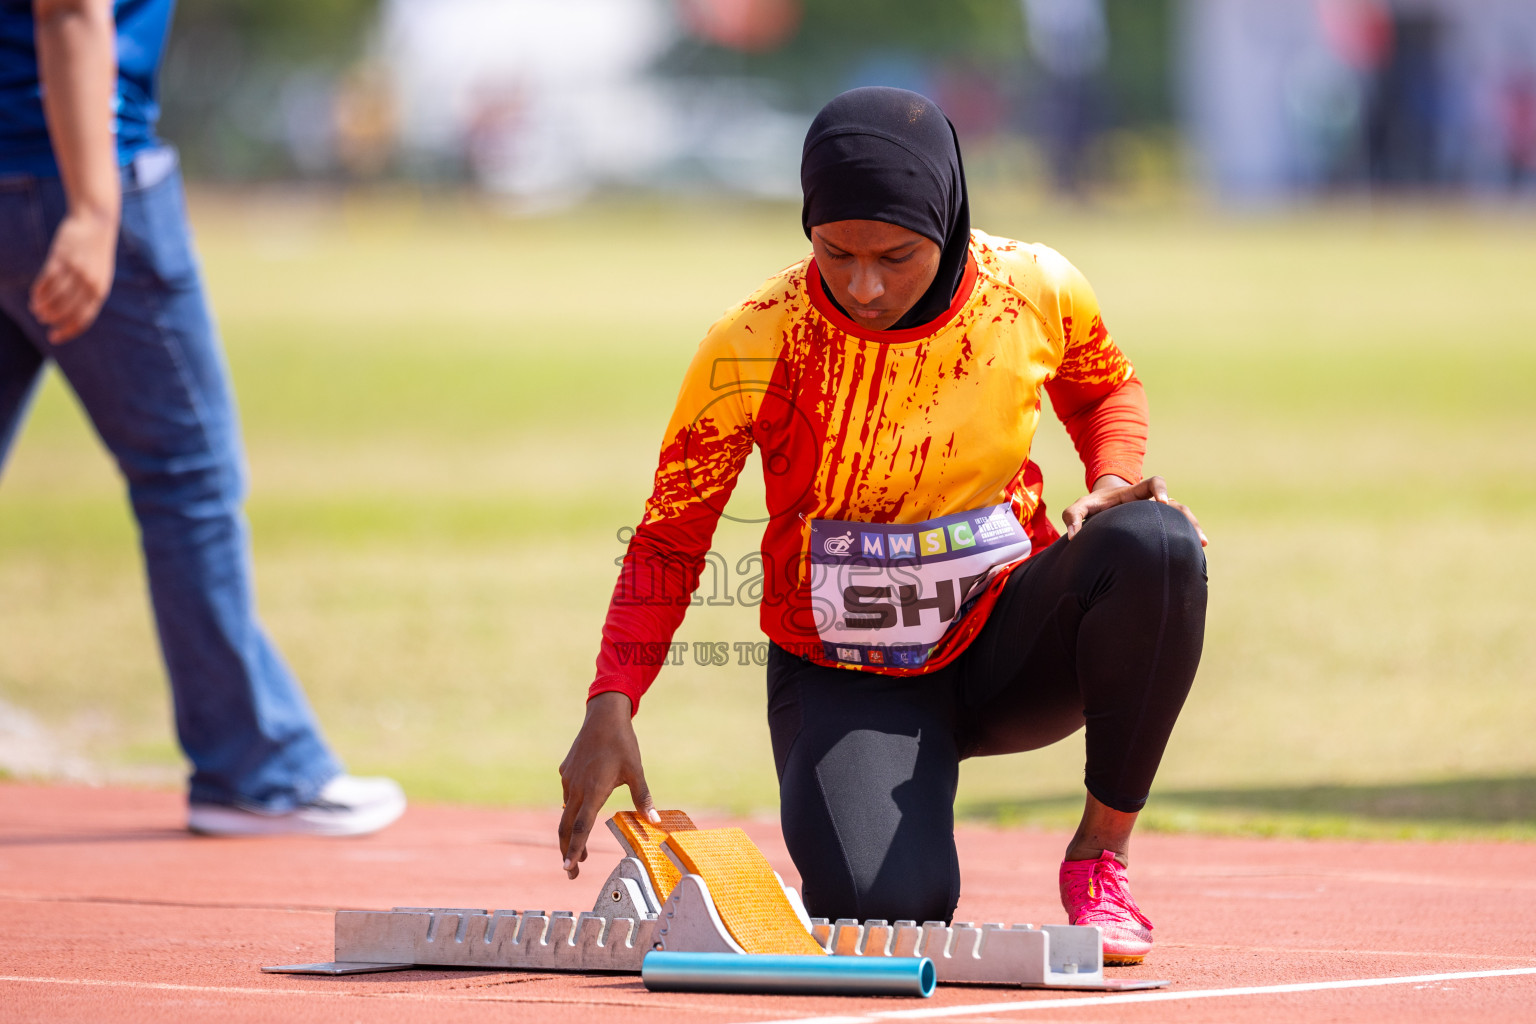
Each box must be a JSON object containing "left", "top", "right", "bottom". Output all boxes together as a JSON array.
[{"left": 595, "top": 231, "right": 1148, "bottom": 707}]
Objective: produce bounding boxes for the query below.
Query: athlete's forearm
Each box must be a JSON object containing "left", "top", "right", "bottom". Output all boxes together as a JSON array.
[
  {"left": 1051, "top": 375, "right": 1149, "bottom": 489},
  {"left": 590, "top": 508, "right": 722, "bottom": 710},
  {"left": 35, "top": 0, "right": 120, "bottom": 226}
]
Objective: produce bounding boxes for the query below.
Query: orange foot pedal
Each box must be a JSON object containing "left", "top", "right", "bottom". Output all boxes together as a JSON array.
[
  {"left": 607, "top": 809, "right": 696, "bottom": 907},
  {"left": 660, "top": 827, "right": 825, "bottom": 956}
]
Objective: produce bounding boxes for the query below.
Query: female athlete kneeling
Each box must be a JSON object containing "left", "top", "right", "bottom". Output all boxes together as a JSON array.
[{"left": 557, "top": 87, "right": 1209, "bottom": 966}]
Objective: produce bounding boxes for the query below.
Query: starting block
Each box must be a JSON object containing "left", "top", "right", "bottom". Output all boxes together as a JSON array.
[{"left": 264, "top": 810, "right": 1167, "bottom": 992}]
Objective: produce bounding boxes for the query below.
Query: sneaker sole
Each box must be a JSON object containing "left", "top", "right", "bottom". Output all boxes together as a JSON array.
[
  {"left": 1103, "top": 952, "right": 1147, "bottom": 966},
  {"left": 187, "top": 798, "right": 405, "bottom": 838}
]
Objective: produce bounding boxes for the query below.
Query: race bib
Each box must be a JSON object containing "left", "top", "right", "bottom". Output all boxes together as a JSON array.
[{"left": 807, "top": 503, "right": 1031, "bottom": 669}]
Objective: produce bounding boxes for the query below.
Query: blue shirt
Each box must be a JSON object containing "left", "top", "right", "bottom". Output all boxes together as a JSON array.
[{"left": 0, "top": 0, "right": 175, "bottom": 176}]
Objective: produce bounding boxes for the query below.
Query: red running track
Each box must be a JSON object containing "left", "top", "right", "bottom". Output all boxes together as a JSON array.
[{"left": 1, "top": 782, "right": 1533, "bottom": 1023}]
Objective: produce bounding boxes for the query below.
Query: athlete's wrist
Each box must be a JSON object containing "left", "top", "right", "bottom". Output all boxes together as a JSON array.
[{"left": 585, "top": 689, "right": 635, "bottom": 719}]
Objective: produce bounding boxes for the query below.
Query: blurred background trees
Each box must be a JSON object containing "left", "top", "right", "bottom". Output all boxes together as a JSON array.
[
  {"left": 160, "top": 0, "right": 379, "bottom": 177},
  {"left": 157, "top": 0, "right": 1176, "bottom": 194},
  {"left": 156, "top": 1, "right": 1536, "bottom": 202}
]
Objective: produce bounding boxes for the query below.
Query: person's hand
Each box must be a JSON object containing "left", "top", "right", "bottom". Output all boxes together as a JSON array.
[
  {"left": 1062, "top": 475, "right": 1207, "bottom": 547},
  {"left": 29, "top": 207, "right": 117, "bottom": 344},
  {"left": 557, "top": 691, "right": 659, "bottom": 880}
]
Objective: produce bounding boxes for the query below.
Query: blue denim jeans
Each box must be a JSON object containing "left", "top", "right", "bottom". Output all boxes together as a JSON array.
[{"left": 0, "top": 148, "right": 340, "bottom": 811}]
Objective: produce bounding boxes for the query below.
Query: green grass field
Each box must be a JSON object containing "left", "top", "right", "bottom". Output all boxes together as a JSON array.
[{"left": 2, "top": 191, "right": 1534, "bottom": 840}]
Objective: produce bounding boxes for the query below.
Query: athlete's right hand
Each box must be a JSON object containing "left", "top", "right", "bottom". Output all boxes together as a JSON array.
[
  {"left": 1063, "top": 475, "right": 1208, "bottom": 547},
  {"left": 557, "top": 690, "right": 658, "bottom": 880}
]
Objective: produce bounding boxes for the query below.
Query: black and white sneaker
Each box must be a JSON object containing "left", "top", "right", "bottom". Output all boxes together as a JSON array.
[{"left": 187, "top": 775, "right": 406, "bottom": 837}]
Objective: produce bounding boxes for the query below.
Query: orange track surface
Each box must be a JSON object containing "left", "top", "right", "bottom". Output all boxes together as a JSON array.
[{"left": 2, "top": 782, "right": 1534, "bottom": 1023}]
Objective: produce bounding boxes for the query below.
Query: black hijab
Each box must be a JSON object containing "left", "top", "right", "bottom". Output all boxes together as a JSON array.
[{"left": 801, "top": 87, "right": 971, "bottom": 331}]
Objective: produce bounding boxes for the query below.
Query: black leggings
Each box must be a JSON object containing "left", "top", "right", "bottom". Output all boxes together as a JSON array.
[{"left": 767, "top": 500, "right": 1208, "bottom": 924}]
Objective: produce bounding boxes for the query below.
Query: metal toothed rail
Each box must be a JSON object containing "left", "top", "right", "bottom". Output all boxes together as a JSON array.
[{"left": 264, "top": 820, "right": 1166, "bottom": 992}]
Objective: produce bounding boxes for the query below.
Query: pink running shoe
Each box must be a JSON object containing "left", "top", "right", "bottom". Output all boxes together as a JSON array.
[{"left": 1059, "top": 851, "right": 1154, "bottom": 965}]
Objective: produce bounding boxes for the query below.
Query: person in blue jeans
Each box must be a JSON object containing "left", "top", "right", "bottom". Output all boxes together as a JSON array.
[{"left": 0, "top": 0, "right": 404, "bottom": 835}]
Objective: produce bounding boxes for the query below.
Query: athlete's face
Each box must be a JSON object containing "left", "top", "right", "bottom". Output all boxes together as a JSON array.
[{"left": 811, "top": 220, "right": 941, "bottom": 331}]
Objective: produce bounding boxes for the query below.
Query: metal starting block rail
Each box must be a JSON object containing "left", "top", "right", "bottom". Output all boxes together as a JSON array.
[{"left": 265, "top": 821, "right": 1166, "bottom": 992}]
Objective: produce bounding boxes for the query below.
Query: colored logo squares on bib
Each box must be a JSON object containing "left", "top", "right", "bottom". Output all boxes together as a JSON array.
[
  {"left": 888, "top": 533, "right": 917, "bottom": 558},
  {"left": 860, "top": 533, "right": 885, "bottom": 558},
  {"left": 948, "top": 521, "right": 976, "bottom": 549},
  {"left": 919, "top": 528, "right": 947, "bottom": 555}
]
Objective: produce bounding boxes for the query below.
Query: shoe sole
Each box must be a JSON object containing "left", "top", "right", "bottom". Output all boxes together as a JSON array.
[
  {"left": 1065, "top": 913, "right": 1152, "bottom": 966},
  {"left": 187, "top": 799, "right": 406, "bottom": 838}
]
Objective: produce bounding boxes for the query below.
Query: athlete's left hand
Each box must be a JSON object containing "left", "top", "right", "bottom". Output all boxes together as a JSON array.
[{"left": 1062, "top": 475, "right": 1207, "bottom": 547}]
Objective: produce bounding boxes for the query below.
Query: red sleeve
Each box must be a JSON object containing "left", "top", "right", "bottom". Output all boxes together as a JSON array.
[
  {"left": 1046, "top": 374, "right": 1149, "bottom": 489},
  {"left": 1040, "top": 261, "right": 1149, "bottom": 489},
  {"left": 589, "top": 505, "right": 725, "bottom": 712},
  {"left": 587, "top": 334, "right": 756, "bottom": 712}
]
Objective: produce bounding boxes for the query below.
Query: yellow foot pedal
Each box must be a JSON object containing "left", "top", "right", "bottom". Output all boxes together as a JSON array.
[
  {"left": 607, "top": 809, "right": 696, "bottom": 906},
  {"left": 661, "top": 827, "right": 826, "bottom": 956}
]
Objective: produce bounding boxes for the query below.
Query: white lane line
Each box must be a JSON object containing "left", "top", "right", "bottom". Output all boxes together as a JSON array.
[
  {"left": 0, "top": 975, "right": 683, "bottom": 1011},
  {"left": 8, "top": 966, "right": 1535, "bottom": 1021},
  {"left": 0, "top": 975, "right": 436, "bottom": 1001},
  {"left": 726, "top": 967, "right": 1536, "bottom": 1024},
  {"left": 1149, "top": 867, "right": 1536, "bottom": 893},
  {"left": 1160, "top": 942, "right": 1536, "bottom": 963},
  {"left": 0, "top": 891, "right": 337, "bottom": 914}
]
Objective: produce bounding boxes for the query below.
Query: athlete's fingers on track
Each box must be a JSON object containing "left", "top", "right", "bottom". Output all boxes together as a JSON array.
[
  {"left": 559, "top": 796, "right": 597, "bottom": 879},
  {"left": 557, "top": 794, "right": 576, "bottom": 860},
  {"left": 626, "top": 767, "right": 660, "bottom": 825},
  {"left": 559, "top": 765, "right": 571, "bottom": 806},
  {"left": 556, "top": 756, "right": 588, "bottom": 874}
]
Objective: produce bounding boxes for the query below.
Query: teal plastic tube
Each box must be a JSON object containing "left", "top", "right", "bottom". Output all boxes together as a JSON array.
[{"left": 641, "top": 952, "right": 936, "bottom": 997}]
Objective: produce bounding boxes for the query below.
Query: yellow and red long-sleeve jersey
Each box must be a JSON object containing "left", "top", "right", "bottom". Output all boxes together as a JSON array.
[{"left": 592, "top": 230, "right": 1148, "bottom": 709}]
